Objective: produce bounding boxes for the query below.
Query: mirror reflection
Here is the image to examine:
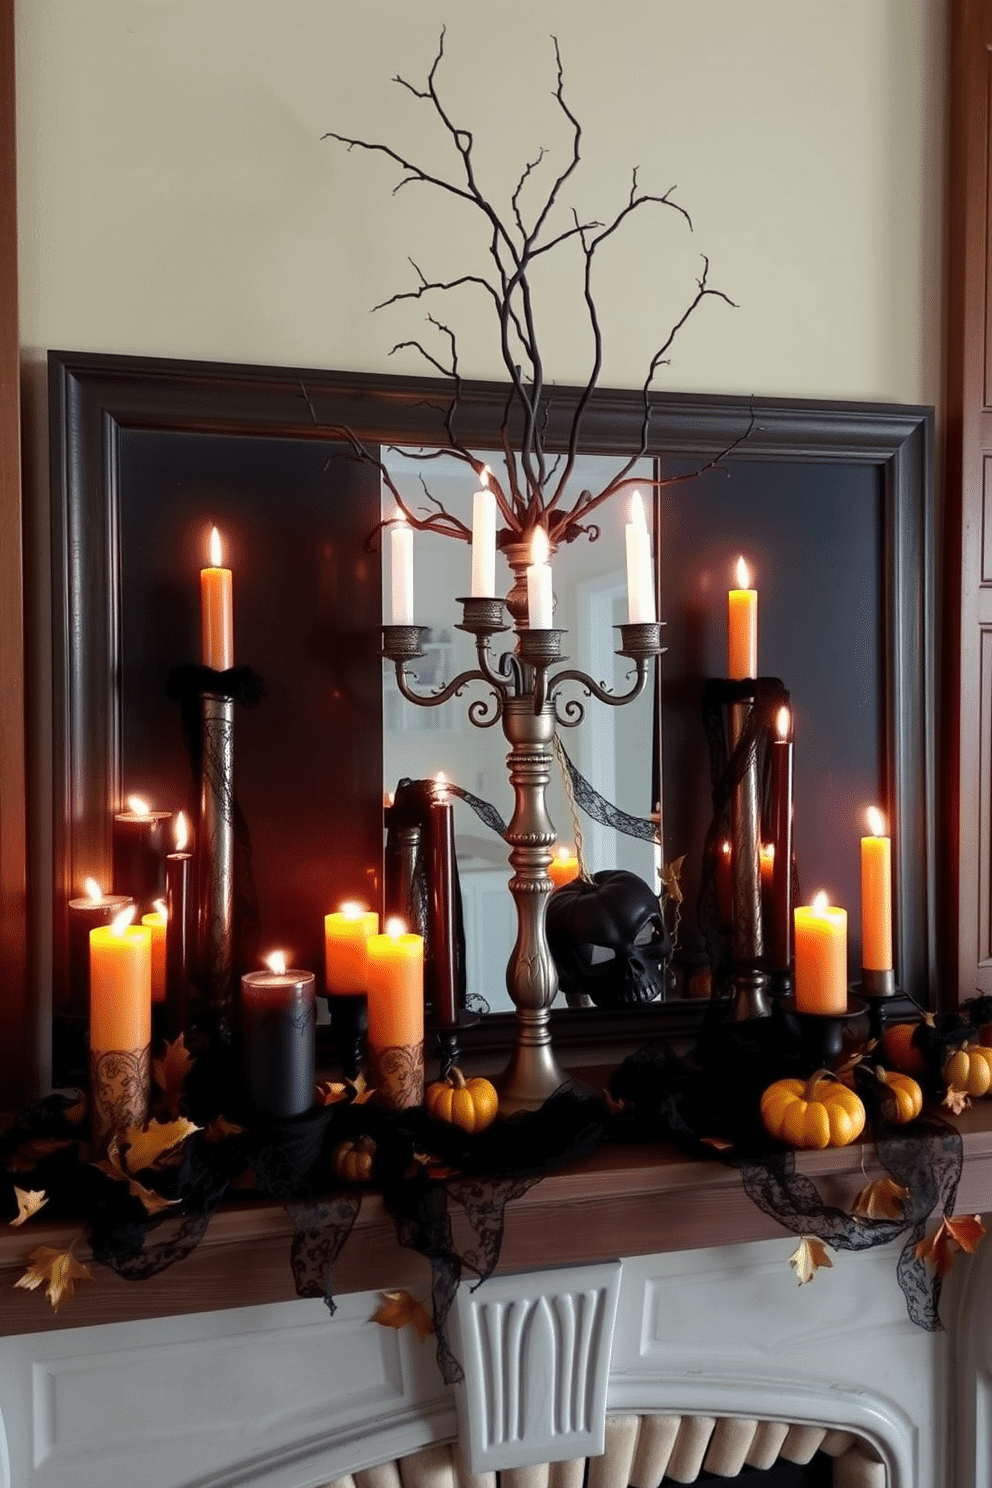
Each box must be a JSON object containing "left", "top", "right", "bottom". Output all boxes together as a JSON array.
[{"left": 380, "top": 449, "right": 657, "bottom": 1015}]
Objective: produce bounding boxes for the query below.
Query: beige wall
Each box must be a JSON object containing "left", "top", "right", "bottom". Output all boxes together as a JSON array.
[{"left": 16, "top": 0, "right": 946, "bottom": 408}]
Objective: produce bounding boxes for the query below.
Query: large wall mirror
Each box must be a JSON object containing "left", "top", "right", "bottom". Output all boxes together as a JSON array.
[{"left": 49, "top": 353, "right": 934, "bottom": 1054}]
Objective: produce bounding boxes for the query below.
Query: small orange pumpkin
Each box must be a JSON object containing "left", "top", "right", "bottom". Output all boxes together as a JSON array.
[
  {"left": 760, "top": 1071, "right": 866, "bottom": 1150},
  {"left": 880, "top": 1022, "right": 927, "bottom": 1075},
  {"left": 424, "top": 1068, "right": 499, "bottom": 1132},
  {"left": 876, "top": 1067, "right": 923, "bottom": 1124},
  {"left": 943, "top": 1044, "right": 992, "bottom": 1097},
  {"left": 331, "top": 1135, "right": 376, "bottom": 1183}
]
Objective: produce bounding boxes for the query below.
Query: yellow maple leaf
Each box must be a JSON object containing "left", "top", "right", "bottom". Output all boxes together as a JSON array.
[
  {"left": 943, "top": 1086, "right": 971, "bottom": 1115},
  {"left": 10, "top": 1187, "right": 48, "bottom": 1227},
  {"left": 852, "top": 1177, "right": 909, "bottom": 1222},
  {"left": 789, "top": 1236, "right": 834, "bottom": 1285},
  {"left": 152, "top": 1036, "right": 195, "bottom": 1119},
  {"left": 15, "top": 1243, "right": 91, "bottom": 1312},
  {"left": 316, "top": 1072, "right": 375, "bottom": 1107},
  {"left": 121, "top": 1117, "right": 199, "bottom": 1174},
  {"left": 915, "top": 1214, "right": 987, "bottom": 1277},
  {"left": 661, "top": 856, "right": 685, "bottom": 907},
  {"left": 371, "top": 1289, "right": 433, "bottom": 1339}
]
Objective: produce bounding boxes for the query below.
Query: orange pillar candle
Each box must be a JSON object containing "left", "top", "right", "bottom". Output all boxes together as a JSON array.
[
  {"left": 201, "top": 525, "right": 233, "bottom": 670},
  {"left": 89, "top": 906, "right": 152, "bottom": 1146},
  {"left": 549, "top": 846, "right": 580, "bottom": 889},
  {"left": 324, "top": 903, "right": 380, "bottom": 994},
  {"left": 365, "top": 917, "right": 424, "bottom": 1109},
  {"left": 794, "top": 892, "right": 848, "bottom": 1015},
  {"left": 141, "top": 900, "right": 168, "bottom": 1004},
  {"left": 861, "top": 806, "right": 893, "bottom": 972},
  {"left": 727, "top": 555, "right": 758, "bottom": 679}
]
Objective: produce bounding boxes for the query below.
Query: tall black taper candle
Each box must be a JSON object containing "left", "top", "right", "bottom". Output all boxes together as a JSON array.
[
  {"left": 429, "top": 773, "right": 458, "bottom": 1027},
  {"left": 769, "top": 705, "right": 794, "bottom": 972}
]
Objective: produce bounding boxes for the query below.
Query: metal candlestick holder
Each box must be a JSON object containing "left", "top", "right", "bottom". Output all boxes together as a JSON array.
[
  {"left": 727, "top": 688, "right": 771, "bottom": 1021},
  {"left": 382, "top": 589, "right": 665, "bottom": 1116},
  {"left": 855, "top": 966, "right": 898, "bottom": 1041},
  {"left": 778, "top": 993, "right": 868, "bottom": 1072},
  {"left": 199, "top": 691, "right": 235, "bottom": 1037}
]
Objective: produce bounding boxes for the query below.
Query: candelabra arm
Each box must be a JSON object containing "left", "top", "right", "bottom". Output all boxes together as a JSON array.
[
  {"left": 548, "top": 658, "right": 652, "bottom": 717},
  {"left": 475, "top": 637, "right": 526, "bottom": 697},
  {"left": 391, "top": 660, "right": 505, "bottom": 727}
]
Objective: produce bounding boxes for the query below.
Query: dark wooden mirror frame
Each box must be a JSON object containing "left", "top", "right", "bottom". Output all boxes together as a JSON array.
[{"left": 48, "top": 349, "right": 935, "bottom": 1054}]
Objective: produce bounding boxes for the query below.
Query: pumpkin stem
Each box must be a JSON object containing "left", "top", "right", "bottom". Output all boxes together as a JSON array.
[
  {"left": 803, "top": 1068, "right": 841, "bottom": 1101},
  {"left": 448, "top": 1067, "right": 467, "bottom": 1090}
]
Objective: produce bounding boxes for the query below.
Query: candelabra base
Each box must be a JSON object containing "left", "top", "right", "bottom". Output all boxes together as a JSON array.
[
  {"left": 726, "top": 966, "right": 772, "bottom": 1021},
  {"left": 495, "top": 1010, "right": 570, "bottom": 1116}
]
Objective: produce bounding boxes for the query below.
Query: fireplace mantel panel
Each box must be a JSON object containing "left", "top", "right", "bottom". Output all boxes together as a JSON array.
[{"left": 1, "top": 1101, "right": 992, "bottom": 1337}]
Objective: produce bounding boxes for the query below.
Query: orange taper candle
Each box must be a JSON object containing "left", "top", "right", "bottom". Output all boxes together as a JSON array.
[
  {"left": 324, "top": 902, "right": 379, "bottom": 994},
  {"left": 861, "top": 806, "right": 893, "bottom": 972},
  {"left": 141, "top": 900, "right": 168, "bottom": 1004},
  {"left": 794, "top": 892, "right": 848, "bottom": 1014},
  {"left": 728, "top": 555, "right": 757, "bottom": 679},
  {"left": 365, "top": 917, "right": 424, "bottom": 1109},
  {"left": 201, "top": 525, "right": 233, "bottom": 670}
]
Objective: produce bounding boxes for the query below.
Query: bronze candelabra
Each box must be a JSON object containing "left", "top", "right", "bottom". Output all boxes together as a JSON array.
[{"left": 382, "top": 570, "right": 664, "bottom": 1115}]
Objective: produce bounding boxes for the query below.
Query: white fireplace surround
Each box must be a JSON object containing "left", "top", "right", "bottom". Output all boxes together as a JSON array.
[{"left": 0, "top": 1227, "right": 988, "bottom": 1488}]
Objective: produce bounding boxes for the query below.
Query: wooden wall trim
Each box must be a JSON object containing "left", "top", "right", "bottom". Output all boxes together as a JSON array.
[{"left": 0, "top": 0, "right": 28, "bottom": 1105}]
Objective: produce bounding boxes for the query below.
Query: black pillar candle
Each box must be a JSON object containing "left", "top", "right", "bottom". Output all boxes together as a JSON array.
[
  {"left": 112, "top": 801, "right": 171, "bottom": 911},
  {"left": 241, "top": 963, "right": 316, "bottom": 1118},
  {"left": 66, "top": 887, "right": 132, "bottom": 1017},
  {"left": 429, "top": 776, "right": 458, "bottom": 1027}
]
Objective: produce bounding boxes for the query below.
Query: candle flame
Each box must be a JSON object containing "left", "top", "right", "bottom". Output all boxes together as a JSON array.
[
  {"left": 530, "top": 526, "right": 549, "bottom": 566},
  {"left": 127, "top": 794, "right": 150, "bottom": 816},
  {"left": 761, "top": 843, "right": 775, "bottom": 864},
  {"left": 153, "top": 898, "right": 168, "bottom": 919},
  {"left": 174, "top": 810, "right": 189, "bottom": 852},
  {"left": 734, "top": 555, "right": 751, "bottom": 589},
  {"left": 209, "top": 525, "right": 224, "bottom": 568},
  {"left": 480, "top": 465, "right": 491, "bottom": 489},
  {"left": 384, "top": 791, "right": 394, "bottom": 808},
  {"left": 555, "top": 846, "right": 572, "bottom": 863},
  {"left": 629, "top": 490, "right": 647, "bottom": 531},
  {"left": 811, "top": 890, "right": 830, "bottom": 915},
  {"left": 385, "top": 916, "right": 406, "bottom": 942},
  {"left": 265, "top": 951, "right": 288, "bottom": 974},
  {"left": 111, "top": 905, "right": 136, "bottom": 937},
  {"left": 339, "top": 901, "right": 365, "bottom": 920},
  {"left": 776, "top": 706, "right": 791, "bottom": 741},
  {"left": 84, "top": 877, "right": 104, "bottom": 903},
  {"left": 394, "top": 510, "right": 409, "bottom": 529},
  {"left": 866, "top": 805, "right": 886, "bottom": 837}
]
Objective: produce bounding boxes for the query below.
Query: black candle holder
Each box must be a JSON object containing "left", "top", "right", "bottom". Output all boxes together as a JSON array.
[
  {"left": 323, "top": 992, "right": 367, "bottom": 1080},
  {"left": 778, "top": 993, "right": 868, "bottom": 1071},
  {"left": 428, "top": 1007, "right": 480, "bottom": 1079},
  {"left": 853, "top": 967, "right": 899, "bottom": 1041}
]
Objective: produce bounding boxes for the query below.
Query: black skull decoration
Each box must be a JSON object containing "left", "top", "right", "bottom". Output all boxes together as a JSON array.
[{"left": 547, "top": 869, "right": 672, "bottom": 1009}]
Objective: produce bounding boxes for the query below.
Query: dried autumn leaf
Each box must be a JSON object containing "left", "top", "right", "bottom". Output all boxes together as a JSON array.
[
  {"left": 372, "top": 1289, "right": 433, "bottom": 1339},
  {"left": 121, "top": 1117, "right": 199, "bottom": 1173},
  {"left": 915, "top": 1214, "right": 987, "bottom": 1277},
  {"left": 943, "top": 1086, "right": 971, "bottom": 1115},
  {"left": 852, "top": 1177, "right": 910, "bottom": 1222},
  {"left": 315, "top": 1071, "right": 375, "bottom": 1108},
  {"left": 789, "top": 1236, "right": 834, "bottom": 1285},
  {"left": 152, "top": 1036, "right": 195, "bottom": 1118},
  {"left": 203, "top": 1115, "right": 244, "bottom": 1143},
  {"left": 700, "top": 1135, "right": 734, "bottom": 1153},
  {"left": 661, "top": 856, "right": 685, "bottom": 907},
  {"left": 94, "top": 1137, "right": 181, "bottom": 1217},
  {"left": 15, "top": 1243, "right": 91, "bottom": 1312},
  {"left": 10, "top": 1187, "right": 48, "bottom": 1227}
]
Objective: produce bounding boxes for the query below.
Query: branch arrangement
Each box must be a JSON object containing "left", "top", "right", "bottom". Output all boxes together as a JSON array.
[{"left": 323, "top": 30, "right": 742, "bottom": 548}]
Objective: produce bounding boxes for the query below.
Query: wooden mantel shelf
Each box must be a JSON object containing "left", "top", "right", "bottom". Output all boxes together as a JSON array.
[{"left": 3, "top": 1099, "right": 992, "bottom": 1338}]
